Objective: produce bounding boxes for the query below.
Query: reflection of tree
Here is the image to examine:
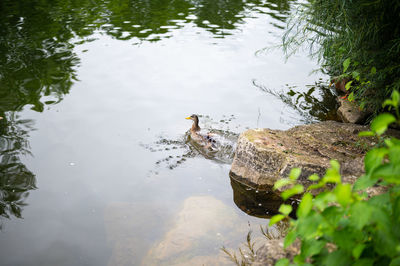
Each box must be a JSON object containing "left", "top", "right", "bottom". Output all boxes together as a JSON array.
[
  {"left": 0, "top": 0, "right": 92, "bottom": 112},
  {"left": 192, "top": 0, "right": 248, "bottom": 35},
  {"left": 0, "top": 0, "right": 87, "bottom": 225},
  {"left": 0, "top": 113, "right": 36, "bottom": 228},
  {"left": 0, "top": 0, "right": 296, "bottom": 225},
  {"left": 192, "top": 0, "right": 294, "bottom": 36},
  {"left": 104, "top": 0, "right": 192, "bottom": 41},
  {"left": 253, "top": 80, "right": 340, "bottom": 124},
  {"left": 101, "top": 0, "right": 296, "bottom": 40}
]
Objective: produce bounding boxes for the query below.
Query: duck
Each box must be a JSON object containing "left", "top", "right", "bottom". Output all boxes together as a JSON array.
[{"left": 185, "top": 114, "right": 217, "bottom": 149}]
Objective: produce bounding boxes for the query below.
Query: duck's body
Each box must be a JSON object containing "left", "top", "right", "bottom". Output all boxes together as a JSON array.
[{"left": 186, "top": 114, "right": 217, "bottom": 149}]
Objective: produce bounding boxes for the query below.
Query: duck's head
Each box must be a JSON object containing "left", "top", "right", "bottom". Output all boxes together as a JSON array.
[
  {"left": 185, "top": 114, "right": 200, "bottom": 131},
  {"left": 185, "top": 114, "right": 198, "bottom": 121}
]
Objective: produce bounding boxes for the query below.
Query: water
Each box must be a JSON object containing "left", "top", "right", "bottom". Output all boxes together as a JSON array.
[{"left": 0, "top": 0, "right": 328, "bottom": 265}]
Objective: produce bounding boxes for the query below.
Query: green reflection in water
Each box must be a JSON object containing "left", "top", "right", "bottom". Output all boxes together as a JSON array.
[
  {"left": 0, "top": 0, "right": 296, "bottom": 113},
  {"left": 0, "top": 113, "right": 36, "bottom": 227},
  {"left": 253, "top": 79, "right": 340, "bottom": 124}
]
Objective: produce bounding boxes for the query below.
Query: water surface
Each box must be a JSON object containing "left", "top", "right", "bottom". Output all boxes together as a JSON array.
[{"left": 0, "top": 0, "right": 327, "bottom": 265}]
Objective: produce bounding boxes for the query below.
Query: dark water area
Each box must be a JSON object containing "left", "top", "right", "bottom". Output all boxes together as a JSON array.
[{"left": 0, "top": 0, "right": 331, "bottom": 265}]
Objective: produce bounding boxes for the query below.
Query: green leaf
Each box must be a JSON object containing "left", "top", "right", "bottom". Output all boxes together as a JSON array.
[
  {"left": 322, "top": 161, "right": 341, "bottom": 184},
  {"left": 392, "top": 90, "right": 400, "bottom": 105},
  {"left": 385, "top": 138, "right": 394, "bottom": 148},
  {"left": 330, "top": 160, "right": 340, "bottom": 172},
  {"left": 289, "top": 168, "right": 301, "bottom": 180},
  {"left": 281, "top": 184, "right": 304, "bottom": 200},
  {"left": 383, "top": 99, "right": 395, "bottom": 109},
  {"left": 349, "top": 201, "right": 372, "bottom": 230},
  {"left": 275, "top": 258, "right": 290, "bottom": 266},
  {"left": 368, "top": 193, "right": 390, "bottom": 208},
  {"left": 389, "top": 146, "right": 400, "bottom": 165},
  {"left": 345, "top": 80, "right": 353, "bottom": 91},
  {"left": 322, "top": 249, "right": 352, "bottom": 266},
  {"left": 334, "top": 183, "right": 352, "bottom": 207},
  {"left": 372, "top": 164, "right": 400, "bottom": 184},
  {"left": 293, "top": 254, "right": 305, "bottom": 264},
  {"left": 297, "top": 193, "right": 313, "bottom": 218},
  {"left": 370, "top": 207, "right": 391, "bottom": 229},
  {"left": 374, "top": 226, "right": 398, "bottom": 256},
  {"left": 308, "top": 174, "right": 320, "bottom": 181},
  {"left": 301, "top": 238, "right": 326, "bottom": 258},
  {"left": 354, "top": 259, "right": 374, "bottom": 266},
  {"left": 348, "top": 92, "right": 354, "bottom": 102},
  {"left": 297, "top": 212, "right": 323, "bottom": 239},
  {"left": 284, "top": 230, "right": 297, "bottom": 248},
  {"left": 358, "top": 131, "right": 375, "bottom": 137},
  {"left": 390, "top": 257, "right": 400, "bottom": 266},
  {"left": 332, "top": 228, "right": 359, "bottom": 252},
  {"left": 322, "top": 206, "right": 344, "bottom": 227},
  {"left": 352, "top": 243, "right": 366, "bottom": 259},
  {"left": 343, "top": 58, "right": 351, "bottom": 72},
  {"left": 371, "top": 113, "right": 396, "bottom": 135},
  {"left": 274, "top": 178, "right": 292, "bottom": 190},
  {"left": 269, "top": 214, "right": 285, "bottom": 226},
  {"left": 352, "top": 71, "right": 360, "bottom": 81},
  {"left": 353, "top": 174, "right": 377, "bottom": 190},
  {"left": 279, "top": 204, "right": 293, "bottom": 216},
  {"left": 370, "top": 67, "right": 377, "bottom": 75},
  {"left": 307, "top": 181, "right": 325, "bottom": 191},
  {"left": 364, "top": 148, "right": 388, "bottom": 173},
  {"left": 314, "top": 192, "right": 336, "bottom": 211},
  {"left": 390, "top": 137, "right": 400, "bottom": 146}
]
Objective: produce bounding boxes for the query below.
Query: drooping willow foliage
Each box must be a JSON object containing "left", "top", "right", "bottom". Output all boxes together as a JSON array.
[{"left": 283, "top": 0, "right": 400, "bottom": 117}]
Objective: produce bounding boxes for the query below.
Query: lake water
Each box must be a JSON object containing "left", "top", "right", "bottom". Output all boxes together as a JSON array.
[{"left": 0, "top": 0, "right": 329, "bottom": 265}]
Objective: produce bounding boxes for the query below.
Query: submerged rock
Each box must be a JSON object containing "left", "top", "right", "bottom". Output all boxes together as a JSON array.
[
  {"left": 104, "top": 202, "right": 171, "bottom": 266},
  {"left": 229, "top": 121, "right": 394, "bottom": 196},
  {"left": 142, "top": 195, "right": 249, "bottom": 266}
]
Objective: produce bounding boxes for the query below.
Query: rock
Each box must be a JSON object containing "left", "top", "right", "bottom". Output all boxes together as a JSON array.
[
  {"left": 251, "top": 239, "right": 300, "bottom": 266},
  {"left": 142, "top": 195, "right": 249, "bottom": 266},
  {"left": 230, "top": 121, "right": 400, "bottom": 266},
  {"left": 229, "top": 121, "right": 391, "bottom": 196},
  {"left": 104, "top": 202, "right": 170, "bottom": 266},
  {"left": 337, "top": 97, "right": 368, "bottom": 124},
  {"left": 331, "top": 77, "right": 349, "bottom": 94}
]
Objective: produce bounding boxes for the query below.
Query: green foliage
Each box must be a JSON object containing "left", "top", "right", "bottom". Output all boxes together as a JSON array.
[
  {"left": 283, "top": 0, "right": 400, "bottom": 116},
  {"left": 272, "top": 91, "right": 400, "bottom": 265}
]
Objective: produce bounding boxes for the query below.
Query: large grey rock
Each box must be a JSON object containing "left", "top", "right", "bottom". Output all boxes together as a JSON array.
[
  {"left": 230, "top": 121, "right": 387, "bottom": 196},
  {"left": 337, "top": 97, "right": 368, "bottom": 124}
]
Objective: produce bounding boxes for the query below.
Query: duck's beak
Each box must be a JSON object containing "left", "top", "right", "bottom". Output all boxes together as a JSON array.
[{"left": 185, "top": 116, "right": 192, "bottom": 120}]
